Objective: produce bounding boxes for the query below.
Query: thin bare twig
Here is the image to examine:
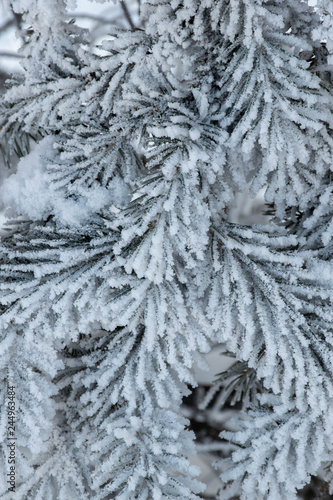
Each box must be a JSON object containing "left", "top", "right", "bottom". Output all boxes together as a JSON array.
[
  {"left": 121, "top": 0, "right": 136, "bottom": 31},
  {"left": 0, "top": 17, "right": 15, "bottom": 35},
  {"left": 67, "top": 12, "right": 116, "bottom": 24},
  {"left": 0, "top": 51, "right": 22, "bottom": 58}
]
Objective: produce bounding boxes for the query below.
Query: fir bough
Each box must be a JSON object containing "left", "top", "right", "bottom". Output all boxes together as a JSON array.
[{"left": 0, "top": 0, "right": 333, "bottom": 499}]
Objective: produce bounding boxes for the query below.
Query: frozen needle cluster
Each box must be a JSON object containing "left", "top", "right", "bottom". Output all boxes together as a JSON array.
[{"left": 0, "top": 0, "right": 333, "bottom": 498}]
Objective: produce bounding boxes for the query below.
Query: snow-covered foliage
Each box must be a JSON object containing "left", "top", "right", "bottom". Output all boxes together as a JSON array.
[
  {"left": 143, "top": 0, "right": 333, "bottom": 217},
  {"left": 219, "top": 395, "right": 333, "bottom": 500},
  {"left": 0, "top": 0, "right": 333, "bottom": 499}
]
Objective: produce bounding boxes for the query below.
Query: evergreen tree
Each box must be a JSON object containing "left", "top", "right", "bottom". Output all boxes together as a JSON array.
[{"left": 0, "top": 1, "right": 333, "bottom": 498}]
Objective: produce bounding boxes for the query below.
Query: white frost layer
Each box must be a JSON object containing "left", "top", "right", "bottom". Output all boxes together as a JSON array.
[{"left": 2, "top": 136, "right": 114, "bottom": 225}]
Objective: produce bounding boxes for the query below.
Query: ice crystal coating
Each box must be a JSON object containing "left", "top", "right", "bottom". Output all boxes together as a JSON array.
[{"left": 0, "top": 0, "right": 333, "bottom": 498}]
